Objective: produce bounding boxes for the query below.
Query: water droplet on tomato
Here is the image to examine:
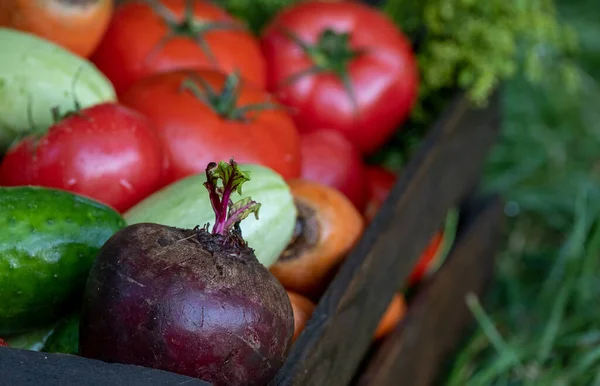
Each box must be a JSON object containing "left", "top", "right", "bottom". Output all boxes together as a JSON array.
[
  {"left": 66, "top": 178, "right": 77, "bottom": 187},
  {"left": 119, "top": 179, "right": 134, "bottom": 192}
]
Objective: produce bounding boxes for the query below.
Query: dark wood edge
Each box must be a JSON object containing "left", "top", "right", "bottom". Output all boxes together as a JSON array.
[
  {"left": 0, "top": 346, "right": 212, "bottom": 386},
  {"left": 273, "top": 91, "right": 502, "bottom": 386},
  {"left": 355, "top": 194, "right": 504, "bottom": 386}
]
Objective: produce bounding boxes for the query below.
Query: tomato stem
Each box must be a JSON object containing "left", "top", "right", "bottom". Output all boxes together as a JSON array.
[
  {"left": 179, "top": 73, "right": 280, "bottom": 122},
  {"left": 282, "top": 28, "right": 363, "bottom": 115},
  {"left": 145, "top": 0, "right": 245, "bottom": 66}
]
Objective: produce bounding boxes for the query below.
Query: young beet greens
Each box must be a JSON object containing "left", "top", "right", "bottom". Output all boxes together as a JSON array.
[{"left": 79, "top": 159, "right": 294, "bottom": 386}]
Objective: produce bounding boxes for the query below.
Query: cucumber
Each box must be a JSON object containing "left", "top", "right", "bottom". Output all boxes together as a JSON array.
[
  {"left": 42, "top": 313, "right": 80, "bottom": 355},
  {"left": 0, "top": 28, "right": 116, "bottom": 153},
  {"left": 125, "top": 164, "right": 297, "bottom": 268},
  {"left": 0, "top": 186, "right": 126, "bottom": 335}
]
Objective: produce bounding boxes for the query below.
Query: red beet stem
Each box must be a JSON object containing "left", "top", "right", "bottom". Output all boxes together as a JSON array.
[{"left": 203, "top": 158, "right": 261, "bottom": 236}]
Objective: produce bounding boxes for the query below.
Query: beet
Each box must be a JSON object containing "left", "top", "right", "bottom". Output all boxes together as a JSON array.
[{"left": 79, "top": 159, "right": 294, "bottom": 386}]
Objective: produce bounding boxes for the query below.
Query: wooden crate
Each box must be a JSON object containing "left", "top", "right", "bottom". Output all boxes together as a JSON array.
[
  {"left": 0, "top": 88, "right": 503, "bottom": 386},
  {"left": 0, "top": 0, "right": 505, "bottom": 384}
]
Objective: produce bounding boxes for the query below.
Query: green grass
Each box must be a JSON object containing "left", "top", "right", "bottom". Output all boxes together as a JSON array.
[{"left": 445, "top": 0, "right": 600, "bottom": 384}]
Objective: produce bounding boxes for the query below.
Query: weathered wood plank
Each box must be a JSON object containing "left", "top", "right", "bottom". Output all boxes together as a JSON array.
[
  {"left": 0, "top": 346, "right": 212, "bottom": 386},
  {"left": 356, "top": 195, "right": 504, "bottom": 386},
  {"left": 272, "top": 91, "right": 502, "bottom": 386}
]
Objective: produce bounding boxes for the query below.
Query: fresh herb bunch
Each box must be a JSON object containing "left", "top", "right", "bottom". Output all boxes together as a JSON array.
[{"left": 383, "top": 0, "right": 580, "bottom": 113}]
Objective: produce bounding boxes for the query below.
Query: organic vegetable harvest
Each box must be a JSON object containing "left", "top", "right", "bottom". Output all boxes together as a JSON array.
[
  {"left": 80, "top": 159, "right": 294, "bottom": 386},
  {"left": 0, "top": 0, "right": 478, "bottom": 383}
]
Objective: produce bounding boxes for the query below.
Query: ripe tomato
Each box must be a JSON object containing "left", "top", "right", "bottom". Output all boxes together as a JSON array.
[
  {"left": 119, "top": 69, "right": 301, "bottom": 183},
  {"left": 0, "top": 103, "right": 168, "bottom": 213},
  {"left": 0, "top": 337, "right": 7, "bottom": 347},
  {"left": 261, "top": 1, "right": 419, "bottom": 155},
  {"left": 0, "top": 0, "right": 113, "bottom": 58},
  {"left": 299, "top": 129, "right": 366, "bottom": 211},
  {"left": 363, "top": 166, "right": 443, "bottom": 285},
  {"left": 90, "top": 0, "right": 266, "bottom": 96}
]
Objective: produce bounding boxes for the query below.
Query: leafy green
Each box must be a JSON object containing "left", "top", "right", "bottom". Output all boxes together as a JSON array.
[{"left": 383, "top": 0, "right": 580, "bottom": 116}]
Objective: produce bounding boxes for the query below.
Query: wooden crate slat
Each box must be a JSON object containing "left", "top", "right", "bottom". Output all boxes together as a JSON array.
[
  {"left": 0, "top": 346, "right": 212, "bottom": 386},
  {"left": 356, "top": 195, "right": 504, "bottom": 386},
  {"left": 273, "top": 91, "right": 502, "bottom": 386}
]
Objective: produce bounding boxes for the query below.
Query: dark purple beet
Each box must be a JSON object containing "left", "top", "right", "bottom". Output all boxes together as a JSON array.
[{"left": 79, "top": 159, "right": 294, "bottom": 386}]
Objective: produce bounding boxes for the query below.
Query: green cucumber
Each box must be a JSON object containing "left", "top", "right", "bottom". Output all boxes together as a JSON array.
[
  {"left": 125, "top": 164, "right": 297, "bottom": 268},
  {"left": 42, "top": 313, "right": 80, "bottom": 355},
  {"left": 0, "top": 186, "right": 126, "bottom": 335},
  {"left": 0, "top": 28, "right": 116, "bottom": 153}
]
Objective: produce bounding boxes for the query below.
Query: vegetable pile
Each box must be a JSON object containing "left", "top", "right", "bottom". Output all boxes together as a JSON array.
[{"left": 0, "top": 0, "right": 570, "bottom": 383}]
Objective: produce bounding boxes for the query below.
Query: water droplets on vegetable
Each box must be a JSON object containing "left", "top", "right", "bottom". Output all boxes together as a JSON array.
[
  {"left": 66, "top": 178, "right": 77, "bottom": 187},
  {"left": 120, "top": 179, "right": 134, "bottom": 192},
  {"left": 27, "top": 202, "right": 37, "bottom": 210}
]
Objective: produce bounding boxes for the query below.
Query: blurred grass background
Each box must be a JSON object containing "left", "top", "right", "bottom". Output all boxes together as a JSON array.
[{"left": 445, "top": 0, "right": 600, "bottom": 384}]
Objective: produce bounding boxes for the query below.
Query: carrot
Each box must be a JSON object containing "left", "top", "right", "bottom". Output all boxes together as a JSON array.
[
  {"left": 374, "top": 293, "right": 407, "bottom": 341},
  {"left": 270, "top": 179, "right": 364, "bottom": 299},
  {"left": 286, "top": 290, "right": 405, "bottom": 343},
  {"left": 0, "top": 0, "right": 113, "bottom": 58},
  {"left": 287, "top": 291, "right": 316, "bottom": 343}
]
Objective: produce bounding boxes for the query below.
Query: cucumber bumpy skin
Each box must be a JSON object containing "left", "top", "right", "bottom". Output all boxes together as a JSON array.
[
  {"left": 125, "top": 164, "right": 297, "bottom": 268},
  {"left": 0, "top": 28, "right": 116, "bottom": 153},
  {"left": 0, "top": 186, "right": 126, "bottom": 335}
]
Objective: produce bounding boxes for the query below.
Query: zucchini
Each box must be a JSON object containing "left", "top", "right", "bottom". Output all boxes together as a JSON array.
[{"left": 0, "top": 28, "right": 116, "bottom": 153}]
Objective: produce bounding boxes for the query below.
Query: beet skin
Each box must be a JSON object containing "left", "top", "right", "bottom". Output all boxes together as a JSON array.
[{"left": 79, "top": 222, "right": 294, "bottom": 386}]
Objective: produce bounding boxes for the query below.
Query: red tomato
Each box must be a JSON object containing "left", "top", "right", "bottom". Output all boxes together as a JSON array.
[
  {"left": 300, "top": 130, "right": 366, "bottom": 211},
  {"left": 90, "top": 0, "right": 265, "bottom": 96},
  {"left": 119, "top": 69, "right": 301, "bottom": 183},
  {"left": 363, "top": 166, "right": 443, "bottom": 285},
  {"left": 261, "top": 1, "right": 419, "bottom": 155},
  {"left": 0, "top": 103, "right": 168, "bottom": 213},
  {"left": 0, "top": 337, "right": 7, "bottom": 347}
]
